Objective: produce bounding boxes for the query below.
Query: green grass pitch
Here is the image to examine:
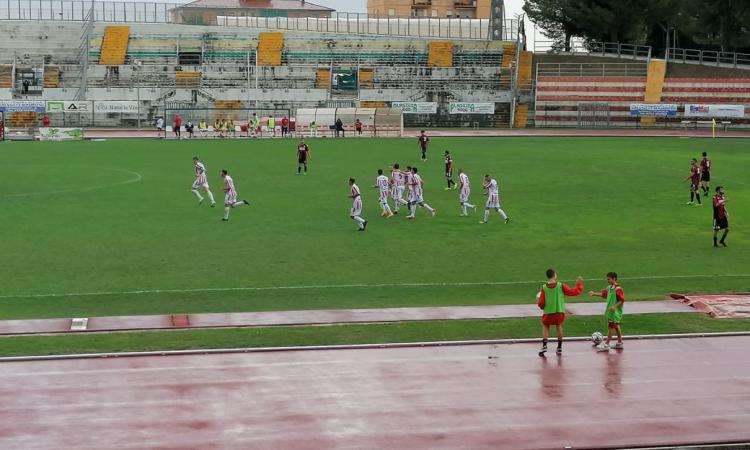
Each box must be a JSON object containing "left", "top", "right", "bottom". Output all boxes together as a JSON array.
[
  {"left": 1, "top": 136, "right": 749, "bottom": 324},
  {"left": 1, "top": 135, "right": 749, "bottom": 356}
]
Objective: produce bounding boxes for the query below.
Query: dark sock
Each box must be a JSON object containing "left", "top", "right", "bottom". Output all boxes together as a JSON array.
[
  {"left": 298, "top": 166, "right": 301, "bottom": 173},
  {"left": 541, "top": 338, "right": 548, "bottom": 348},
  {"left": 690, "top": 192, "right": 695, "bottom": 202},
  {"left": 721, "top": 231, "right": 728, "bottom": 243},
  {"left": 714, "top": 236, "right": 718, "bottom": 246},
  {"left": 697, "top": 194, "right": 701, "bottom": 204},
  {"left": 557, "top": 339, "right": 563, "bottom": 349}
]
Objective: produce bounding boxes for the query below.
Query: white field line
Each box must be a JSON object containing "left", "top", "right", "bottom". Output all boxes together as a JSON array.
[
  {"left": 0, "top": 273, "right": 748, "bottom": 300},
  {"left": 0, "top": 169, "right": 143, "bottom": 198}
]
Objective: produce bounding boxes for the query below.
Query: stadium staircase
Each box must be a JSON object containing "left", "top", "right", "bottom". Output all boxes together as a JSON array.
[
  {"left": 98, "top": 26, "right": 130, "bottom": 65},
  {"left": 641, "top": 59, "right": 667, "bottom": 126},
  {"left": 43, "top": 65, "right": 59, "bottom": 88},
  {"left": 315, "top": 68, "right": 330, "bottom": 89},
  {"left": 175, "top": 71, "right": 201, "bottom": 89},
  {"left": 214, "top": 100, "right": 242, "bottom": 121},
  {"left": 257, "top": 32, "right": 283, "bottom": 67},
  {"left": 501, "top": 42, "right": 517, "bottom": 69},
  {"left": 359, "top": 68, "right": 374, "bottom": 89},
  {"left": 513, "top": 104, "right": 529, "bottom": 128},
  {"left": 0, "top": 65, "right": 11, "bottom": 88},
  {"left": 427, "top": 42, "right": 454, "bottom": 68}
]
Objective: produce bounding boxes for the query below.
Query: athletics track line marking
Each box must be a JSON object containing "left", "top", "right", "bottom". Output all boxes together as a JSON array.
[{"left": 0, "top": 274, "right": 748, "bottom": 300}]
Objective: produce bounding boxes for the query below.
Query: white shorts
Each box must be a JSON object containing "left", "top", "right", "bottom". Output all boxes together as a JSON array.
[
  {"left": 351, "top": 197, "right": 363, "bottom": 216},
  {"left": 411, "top": 190, "right": 424, "bottom": 204},
  {"left": 486, "top": 194, "right": 500, "bottom": 209},
  {"left": 379, "top": 191, "right": 389, "bottom": 204},
  {"left": 460, "top": 187, "right": 471, "bottom": 203},
  {"left": 391, "top": 185, "right": 405, "bottom": 200},
  {"left": 192, "top": 179, "right": 209, "bottom": 190},
  {"left": 225, "top": 192, "right": 237, "bottom": 205}
]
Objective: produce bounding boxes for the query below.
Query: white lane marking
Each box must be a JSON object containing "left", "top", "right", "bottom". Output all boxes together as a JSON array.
[
  {"left": 0, "top": 169, "right": 143, "bottom": 198},
  {"left": 0, "top": 274, "right": 748, "bottom": 300}
]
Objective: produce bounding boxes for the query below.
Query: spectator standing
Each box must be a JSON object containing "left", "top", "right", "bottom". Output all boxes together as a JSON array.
[
  {"left": 174, "top": 114, "right": 183, "bottom": 139},
  {"left": 355, "top": 118, "right": 363, "bottom": 136},
  {"left": 281, "top": 116, "right": 289, "bottom": 137},
  {"left": 42, "top": 115, "right": 50, "bottom": 127}
]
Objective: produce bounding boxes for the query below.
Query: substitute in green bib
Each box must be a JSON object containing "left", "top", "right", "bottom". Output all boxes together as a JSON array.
[
  {"left": 536, "top": 269, "right": 584, "bottom": 357},
  {"left": 589, "top": 272, "right": 625, "bottom": 352}
]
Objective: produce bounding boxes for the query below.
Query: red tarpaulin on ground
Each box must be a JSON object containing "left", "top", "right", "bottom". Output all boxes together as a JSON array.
[{"left": 671, "top": 293, "right": 750, "bottom": 319}]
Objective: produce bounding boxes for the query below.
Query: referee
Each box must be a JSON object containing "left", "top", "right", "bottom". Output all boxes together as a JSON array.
[{"left": 712, "top": 186, "right": 729, "bottom": 247}]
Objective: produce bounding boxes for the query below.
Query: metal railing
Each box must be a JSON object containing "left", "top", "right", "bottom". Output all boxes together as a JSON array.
[
  {"left": 536, "top": 62, "right": 648, "bottom": 77},
  {"left": 534, "top": 40, "right": 652, "bottom": 61},
  {"left": 668, "top": 47, "right": 750, "bottom": 70},
  {"left": 0, "top": 0, "right": 520, "bottom": 41}
]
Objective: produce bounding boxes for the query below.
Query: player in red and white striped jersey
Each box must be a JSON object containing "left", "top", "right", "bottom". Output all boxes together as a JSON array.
[
  {"left": 349, "top": 178, "right": 367, "bottom": 231},
  {"left": 373, "top": 169, "right": 394, "bottom": 218},
  {"left": 191, "top": 157, "right": 216, "bottom": 207},
  {"left": 458, "top": 169, "right": 477, "bottom": 216},
  {"left": 220, "top": 169, "right": 249, "bottom": 221},
  {"left": 481, "top": 175, "right": 509, "bottom": 224},
  {"left": 390, "top": 163, "right": 409, "bottom": 214},
  {"left": 406, "top": 167, "right": 436, "bottom": 219}
]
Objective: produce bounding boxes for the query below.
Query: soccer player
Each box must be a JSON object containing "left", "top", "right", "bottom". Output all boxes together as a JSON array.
[
  {"left": 458, "top": 169, "right": 477, "bottom": 216},
  {"left": 220, "top": 169, "right": 249, "bottom": 221},
  {"left": 444, "top": 150, "right": 456, "bottom": 190},
  {"left": 406, "top": 167, "right": 437, "bottom": 219},
  {"left": 417, "top": 130, "right": 429, "bottom": 162},
  {"left": 700, "top": 151, "right": 712, "bottom": 196},
  {"left": 713, "top": 186, "right": 729, "bottom": 247},
  {"left": 686, "top": 158, "right": 702, "bottom": 206},
  {"left": 390, "top": 163, "right": 408, "bottom": 214},
  {"left": 480, "top": 175, "right": 510, "bottom": 224},
  {"left": 588, "top": 272, "right": 625, "bottom": 352},
  {"left": 191, "top": 157, "right": 216, "bottom": 207},
  {"left": 374, "top": 169, "right": 394, "bottom": 218},
  {"left": 349, "top": 178, "right": 367, "bottom": 231},
  {"left": 296, "top": 139, "right": 311, "bottom": 175},
  {"left": 537, "top": 269, "right": 584, "bottom": 356}
]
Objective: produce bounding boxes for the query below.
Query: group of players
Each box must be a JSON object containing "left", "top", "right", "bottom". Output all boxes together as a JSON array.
[
  {"left": 347, "top": 131, "right": 511, "bottom": 231},
  {"left": 686, "top": 152, "right": 730, "bottom": 247}
]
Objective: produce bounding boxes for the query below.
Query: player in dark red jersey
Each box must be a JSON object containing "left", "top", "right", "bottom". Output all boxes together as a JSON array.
[
  {"left": 296, "top": 139, "right": 311, "bottom": 175},
  {"left": 444, "top": 150, "right": 456, "bottom": 190},
  {"left": 417, "top": 130, "right": 429, "bottom": 162},
  {"left": 685, "top": 158, "right": 702, "bottom": 206},
  {"left": 700, "top": 151, "right": 711, "bottom": 196},
  {"left": 713, "top": 186, "right": 729, "bottom": 247}
]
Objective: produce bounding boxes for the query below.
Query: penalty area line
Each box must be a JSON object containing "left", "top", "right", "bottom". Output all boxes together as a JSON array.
[
  {"left": 0, "top": 169, "right": 143, "bottom": 198},
  {"left": 0, "top": 273, "right": 749, "bottom": 300}
]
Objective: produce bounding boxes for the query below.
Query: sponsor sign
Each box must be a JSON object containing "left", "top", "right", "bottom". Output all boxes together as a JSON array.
[
  {"left": 94, "top": 101, "right": 139, "bottom": 113},
  {"left": 629, "top": 103, "right": 678, "bottom": 117},
  {"left": 38, "top": 127, "right": 84, "bottom": 141},
  {"left": 449, "top": 102, "right": 495, "bottom": 114},
  {"left": 392, "top": 102, "right": 438, "bottom": 114},
  {"left": 0, "top": 100, "right": 46, "bottom": 113},
  {"left": 685, "top": 104, "right": 745, "bottom": 118},
  {"left": 46, "top": 101, "right": 92, "bottom": 113}
]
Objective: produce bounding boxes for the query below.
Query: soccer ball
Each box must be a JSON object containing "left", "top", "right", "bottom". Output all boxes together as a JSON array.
[{"left": 591, "top": 332, "right": 604, "bottom": 345}]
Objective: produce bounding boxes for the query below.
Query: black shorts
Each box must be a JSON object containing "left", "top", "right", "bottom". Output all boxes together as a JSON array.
[
  {"left": 298, "top": 158, "right": 307, "bottom": 165},
  {"left": 445, "top": 168, "right": 453, "bottom": 177},
  {"left": 701, "top": 172, "right": 711, "bottom": 182},
  {"left": 691, "top": 182, "right": 700, "bottom": 191},
  {"left": 713, "top": 217, "right": 729, "bottom": 230}
]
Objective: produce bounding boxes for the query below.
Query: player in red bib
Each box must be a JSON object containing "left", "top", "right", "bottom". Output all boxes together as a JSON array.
[
  {"left": 685, "top": 158, "right": 702, "bottom": 206},
  {"left": 700, "top": 151, "right": 711, "bottom": 197},
  {"left": 713, "top": 186, "right": 729, "bottom": 247}
]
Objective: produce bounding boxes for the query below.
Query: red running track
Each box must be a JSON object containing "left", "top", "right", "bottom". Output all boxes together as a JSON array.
[{"left": 1, "top": 336, "right": 749, "bottom": 450}]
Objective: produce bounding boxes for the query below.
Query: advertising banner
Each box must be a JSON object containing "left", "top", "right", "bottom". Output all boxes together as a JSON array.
[
  {"left": 0, "top": 101, "right": 46, "bottom": 113},
  {"left": 38, "top": 127, "right": 84, "bottom": 141},
  {"left": 93, "top": 101, "right": 139, "bottom": 113},
  {"left": 46, "top": 101, "right": 92, "bottom": 113},
  {"left": 449, "top": 102, "right": 495, "bottom": 114},
  {"left": 684, "top": 104, "right": 745, "bottom": 118},
  {"left": 392, "top": 102, "right": 438, "bottom": 114},
  {"left": 629, "top": 103, "right": 678, "bottom": 117}
]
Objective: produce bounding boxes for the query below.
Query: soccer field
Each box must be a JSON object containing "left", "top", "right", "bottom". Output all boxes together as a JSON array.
[{"left": 1, "top": 136, "right": 749, "bottom": 323}]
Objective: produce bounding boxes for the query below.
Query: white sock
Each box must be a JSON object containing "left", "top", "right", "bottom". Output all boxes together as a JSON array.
[
  {"left": 497, "top": 208, "right": 508, "bottom": 220},
  {"left": 383, "top": 203, "right": 392, "bottom": 214},
  {"left": 422, "top": 203, "right": 434, "bottom": 213},
  {"left": 410, "top": 204, "right": 416, "bottom": 216},
  {"left": 462, "top": 204, "right": 467, "bottom": 215},
  {"left": 224, "top": 206, "right": 230, "bottom": 219},
  {"left": 207, "top": 191, "right": 215, "bottom": 204},
  {"left": 232, "top": 201, "right": 246, "bottom": 208},
  {"left": 398, "top": 198, "right": 408, "bottom": 205},
  {"left": 484, "top": 210, "right": 490, "bottom": 222},
  {"left": 192, "top": 190, "right": 203, "bottom": 201},
  {"left": 353, "top": 216, "right": 366, "bottom": 229},
  {"left": 465, "top": 202, "right": 475, "bottom": 208}
]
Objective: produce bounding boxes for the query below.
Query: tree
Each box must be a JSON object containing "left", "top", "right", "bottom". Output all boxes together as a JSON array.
[
  {"left": 683, "top": 0, "right": 750, "bottom": 52},
  {"left": 523, "top": 0, "right": 580, "bottom": 51}
]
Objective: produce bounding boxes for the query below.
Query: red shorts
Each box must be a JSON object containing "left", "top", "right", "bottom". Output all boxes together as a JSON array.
[
  {"left": 608, "top": 321, "right": 621, "bottom": 329},
  {"left": 542, "top": 313, "right": 566, "bottom": 326}
]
